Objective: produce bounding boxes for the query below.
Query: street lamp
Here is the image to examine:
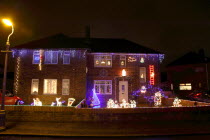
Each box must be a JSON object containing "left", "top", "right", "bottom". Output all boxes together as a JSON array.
[{"left": 0, "top": 19, "right": 14, "bottom": 131}]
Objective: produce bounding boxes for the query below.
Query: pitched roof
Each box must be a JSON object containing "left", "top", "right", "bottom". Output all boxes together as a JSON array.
[
  {"left": 13, "top": 33, "right": 162, "bottom": 54},
  {"left": 167, "top": 51, "right": 210, "bottom": 67}
]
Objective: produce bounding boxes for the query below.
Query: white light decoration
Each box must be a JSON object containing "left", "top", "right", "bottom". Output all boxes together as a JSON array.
[
  {"left": 56, "top": 97, "right": 62, "bottom": 106},
  {"left": 159, "top": 54, "right": 165, "bottom": 63},
  {"left": 39, "top": 49, "right": 43, "bottom": 71},
  {"left": 33, "top": 98, "right": 42, "bottom": 106},
  {"left": 15, "top": 56, "right": 21, "bottom": 94},
  {"left": 140, "top": 86, "right": 147, "bottom": 94},
  {"left": 107, "top": 99, "right": 115, "bottom": 108},
  {"left": 140, "top": 57, "right": 145, "bottom": 63},
  {"left": 173, "top": 97, "right": 182, "bottom": 107},
  {"left": 154, "top": 91, "right": 162, "bottom": 106},
  {"left": 128, "top": 56, "right": 137, "bottom": 62},
  {"left": 67, "top": 98, "right": 75, "bottom": 107},
  {"left": 122, "top": 69, "right": 126, "bottom": 77},
  {"left": 107, "top": 98, "right": 136, "bottom": 108}
]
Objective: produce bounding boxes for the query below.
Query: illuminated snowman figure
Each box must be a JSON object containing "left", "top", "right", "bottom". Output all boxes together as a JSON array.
[
  {"left": 173, "top": 97, "right": 182, "bottom": 107},
  {"left": 154, "top": 91, "right": 162, "bottom": 106}
]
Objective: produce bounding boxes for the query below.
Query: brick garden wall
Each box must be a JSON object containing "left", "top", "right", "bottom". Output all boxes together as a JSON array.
[{"left": 5, "top": 103, "right": 210, "bottom": 122}]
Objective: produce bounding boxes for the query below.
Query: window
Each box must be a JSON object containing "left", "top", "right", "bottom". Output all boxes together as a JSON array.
[
  {"left": 63, "top": 51, "right": 70, "bottom": 64},
  {"left": 94, "top": 55, "right": 112, "bottom": 67},
  {"left": 140, "top": 67, "right": 146, "bottom": 83},
  {"left": 94, "top": 80, "right": 112, "bottom": 94},
  {"left": 33, "top": 51, "right": 40, "bottom": 64},
  {"left": 44, "top": 79, "right": 57, "bottom": 94},
  {"left": 179, "top": 83, "right": 192, "bottom": 90},
  {"left": 62, "top": 79, "right": 70, "bottom": 95},
  {"left": 31, "top": 79, "right": 39, "bottom": 94},
  {"left": 120, "top": 55, "right": 126, "bottom": 67},
  {"left": 45, "top": 51, "right": 58, "bottom": 64}
]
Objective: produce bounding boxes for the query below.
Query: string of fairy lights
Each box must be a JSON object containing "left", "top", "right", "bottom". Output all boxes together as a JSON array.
[{"left": 14, "top": 56, "right": 20, "bottom": 94}]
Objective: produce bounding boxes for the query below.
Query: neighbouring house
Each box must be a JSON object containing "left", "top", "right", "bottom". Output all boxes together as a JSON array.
[
  {"left": 11, "top": 33, "right": 164, "bottom": 107},
  {"left": 166, "top": 49, "right": 210, "bottom": 98}
]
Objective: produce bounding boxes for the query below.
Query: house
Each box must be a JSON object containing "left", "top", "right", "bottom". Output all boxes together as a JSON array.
[
  {"left": 11, "top": 33, "right": 164, "bottom": 107},
  {"left": 166, "top": 49, "right": 210, "bottom": 98}
]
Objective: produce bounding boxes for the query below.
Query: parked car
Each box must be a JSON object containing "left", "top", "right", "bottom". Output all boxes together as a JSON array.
[
  {"left": 187, "top": 90, "right": 210, "bottom": 103},
  {"left": 0, "top": 89, "right": 24, "bottom": 105}
]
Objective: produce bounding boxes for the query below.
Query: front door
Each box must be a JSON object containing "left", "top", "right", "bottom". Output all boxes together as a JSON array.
[{"left": 119, "top": 81, "right": 128, "bottom": 102}]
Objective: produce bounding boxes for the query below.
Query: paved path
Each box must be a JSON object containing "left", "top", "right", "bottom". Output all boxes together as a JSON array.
[{"left": 1, "top": 120, "right": 210, "bottom": 136}]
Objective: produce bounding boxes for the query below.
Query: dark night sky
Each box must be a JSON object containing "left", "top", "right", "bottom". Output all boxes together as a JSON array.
[{"left": 1, "top": 0, "right": 210, "bottom": 71}]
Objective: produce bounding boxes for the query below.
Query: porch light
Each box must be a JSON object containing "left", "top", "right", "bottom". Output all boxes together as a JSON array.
[{"left": 122, "top": 69, "right": 126, "bottom": 77}]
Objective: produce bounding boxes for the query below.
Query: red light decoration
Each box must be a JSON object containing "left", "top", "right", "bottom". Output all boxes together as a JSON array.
[{"left": 149, "top": 65, "right": 155, "bottom": 85}]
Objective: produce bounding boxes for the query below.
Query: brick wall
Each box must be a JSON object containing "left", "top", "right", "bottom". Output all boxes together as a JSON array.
[
  {"left": 5, "top": 105, "right": 210, "bottom": 122},
  {"left": 13, "top": 49, "right": 87, "bottom": 105},
  {"left": 86, "top": 54, "right": 161, "bottom": 107}
]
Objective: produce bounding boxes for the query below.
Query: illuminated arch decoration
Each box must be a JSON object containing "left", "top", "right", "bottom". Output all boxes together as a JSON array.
[{"left": 149, "top": 65, "right": 155, "bottom": 85}]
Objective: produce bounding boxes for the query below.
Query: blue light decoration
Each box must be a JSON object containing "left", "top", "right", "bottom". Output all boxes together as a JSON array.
[
  {"left": 92, "top": 88, "right": 100, "bottom": 108},
  {"left": 159, "top": 54, "right": 165, "bottom": 63}
]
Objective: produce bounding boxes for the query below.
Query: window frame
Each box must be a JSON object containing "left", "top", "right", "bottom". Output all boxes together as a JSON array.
[
  {"left": 44, "top": 51, "right": 58, "bottom": 64},
  {"left": 179, "top": 83, "right": 192, "bottom": 90},
  {"left": 120, "top": 55, "right": 126, "bottom": 67},
  {"left": 94, "top": 55, "right": 112, "bottom": 67},
  {"left": 94, "top": 80, "right": 112, "bottom": 95},
  {"left": 140, "top": 67, "right": 146, "bottom": 83},
  {"left": 63, "top": 51, "right": 70, "bottom": 64},
  {"left": 62, "top": 79, "right": 70, "bottom": 95},
  {"left": 43, "top": 79, "right": 57, "bottom": 94},
  {"left": 33, "top": 51, "right": 40, "bottom": 64},
  {"left": 31, "top": 79, "right": 39, "bottom": 94}
]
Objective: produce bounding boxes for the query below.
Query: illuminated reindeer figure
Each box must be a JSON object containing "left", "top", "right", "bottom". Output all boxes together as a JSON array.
[{"left": 56, "top": 97, "right": 62, "bottom": 106}]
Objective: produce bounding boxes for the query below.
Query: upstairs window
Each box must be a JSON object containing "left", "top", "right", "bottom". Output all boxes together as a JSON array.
[
  {"left": 179, "top": 83, "right": 192, "bottom": 90},
  {"left": 63, "top": 51, "right": 70, "bottom": 64},
  {"left": 45, "top": 51, "right": 58, "bottom": 64},
  {"left": 94, "top": 55, "right": 112, "bottom": 67},
  {"left": 120, "top": 55, "right": 126, "bottom": 67},
  {"left": 33, "top": 51, "right": 40, "bottom": 64},
  {"left": 44, "top": 79, "right": 57, "bottom": 94}
]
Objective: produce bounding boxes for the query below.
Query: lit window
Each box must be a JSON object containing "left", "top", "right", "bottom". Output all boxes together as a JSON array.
[
  {"left": 63, "top": 51, "right": 70, "bottom": 64},
  {"left": 179, "top": 83, "right": 192, "bottom": 90},
  {"left": 94, "top": 80, "right": 112, "bottom": 94},
  {"left": 62, "top": 79, "right": 70, "bottom": 95},
  {"left": 45, "top": 51, "right": 58, "bottom": 64},
  {"left": 120, "top": 55, "right": 126, "bottom": 67},
  {"left": 44, "top": 79, "right": 57, "bottom": 94},
  {"left": 94, "top": 55, "right": 112, "bottom": 67},
  {"left": 140, "top": 67, "right": 146, "bottom": 83},
  {"left": 31, "top": 79, "right": 39, "bottom": 94},
  {"left": 33, "top": 51, "right": 40, "bottom": 64}
]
